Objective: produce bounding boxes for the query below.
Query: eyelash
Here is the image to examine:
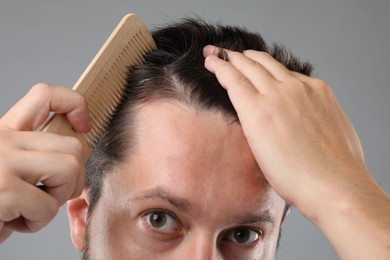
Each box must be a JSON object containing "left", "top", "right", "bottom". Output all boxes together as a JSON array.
[
  {"left": 222, "top": 226, "right": 264, "bottom": 246},
  {"left": 141, "top": 210, "right": 182, "bottom": 233},
  {"left": 140, "top": 210, "right": 264, "bottom": 247}
]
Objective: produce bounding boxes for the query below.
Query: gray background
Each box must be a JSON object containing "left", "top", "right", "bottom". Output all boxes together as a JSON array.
[{"left": 0, "top": 0, "right": 389, "bottom": 259}]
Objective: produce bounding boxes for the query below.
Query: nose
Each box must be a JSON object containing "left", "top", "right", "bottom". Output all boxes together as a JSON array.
[{"left": 178, "top": 233, "right": 223, "bottom": 260}]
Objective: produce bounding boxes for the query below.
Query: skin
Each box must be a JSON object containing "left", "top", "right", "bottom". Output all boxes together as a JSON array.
[
  {"left": 68, "top": 102, "right": 286, "bottom": 259},
  {"left": 0, "top": 83, "right": 89, "bottom": 242},
  {"left": 202, "top": 45, "right": 390, "bottom": 259},
  {"left": 0, "top": 47, "right": 389, "bottom": 259}
]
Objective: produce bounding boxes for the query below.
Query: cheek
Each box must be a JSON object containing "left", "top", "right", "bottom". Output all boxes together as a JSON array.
[{"left": 220, "top": 243, "right": 273, "bottom": 260}]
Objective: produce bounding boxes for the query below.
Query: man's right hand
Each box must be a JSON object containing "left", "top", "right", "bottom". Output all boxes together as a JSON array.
[{"left": 0, "top": 83, "right": 90, "bottom": 243}]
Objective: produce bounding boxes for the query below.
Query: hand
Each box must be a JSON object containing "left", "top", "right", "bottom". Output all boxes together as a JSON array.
[
  {"left": 203, "top": 45, "right": 367, "bottom": 211},
  {"left": 203, "top": 45, "right": 390, "bottom": 259},
  {"left": 0, "top": 83, "right": 90, "bottom": 243}
]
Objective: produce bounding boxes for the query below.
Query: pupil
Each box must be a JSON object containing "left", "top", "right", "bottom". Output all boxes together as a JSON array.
[
  {"left": 150, "top": 212, "right": 166, "bottom": 228},
  {"left": 234, "top": 228, "right": 250, "bottom": 243}
]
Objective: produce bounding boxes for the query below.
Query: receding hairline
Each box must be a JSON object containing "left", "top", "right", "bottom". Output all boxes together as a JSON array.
[
  {"left": 109, "top": 96, "right": 240, "bottom": 165},
  {"left": 132, "top": 97, "right": 239, "bottom": 123},
  {"left": 85, "top": 17, "right": 311, "bottom": 219}
]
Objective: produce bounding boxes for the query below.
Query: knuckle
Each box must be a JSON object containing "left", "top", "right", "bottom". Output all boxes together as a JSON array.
[
  {"left": 288, "top": 78, "right": 310, "bottom": 94},
  {"left": 247, "top": 57, "right": 260, "bottom": 67},
  {"left": 30, "top": 82, "right": 52, "bottom": 94},
  {"left": 0, "top": 203, "right": 19, "bottom": 221},
  {"left": 66, "top": 154, "right": 82, "bottom": 175},
  {"left": 235, "top": 73, "right": 251, "bottom": 86},
  {"left": 291, "top": 77, "right": 307, "bottom": 89},
  {"left": 257, "top": 51, "right": 272, "bottom": 58},
  {"left": 46, "top": 199, "right": 60, "bottom": 219},
  {"left": 28, "top": 201, "right": 59, "bottom": 233},
  {"left": 0, "top": 174, "right": 12, "bottom": 193},
  {"left": 0, "top": 154, "right": 16, "bottom": 189},
  {"left": 29, "top": 83, "right": 52, "bottom": 103},
  {"left": 73, "top": 184, "right": 84, "bottom": 198},
  {"left": 67, "top": 136, "right": 84, "bottom": 157},
  {"left": 246, "top": 50, "right": 271, "bottom": 60},
  {"left": 74, "top": 92, "right": 88, "bottom": 109},
  {"left": 0, "top": 181, "right": 19, "bottom": 221},
  {"left": 0, "top": 130, "right": 12, "bottom": 145},
  {"left": 312, "top": 78, "right": 330, "bottom": 91},
  {"left": 71, "top": 177, "right": 85, "bottom": 199},
  {"left": 242, "top": 49, "right": 256, "bottom": 56}
]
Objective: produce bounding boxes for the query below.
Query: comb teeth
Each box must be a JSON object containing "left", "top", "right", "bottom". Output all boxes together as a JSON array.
[
  {"left": 84, "top": 32, "right": 152, "bottom": 147},
  {"left": 43, "top": 14, "right": 157, "bottom": 160},
  {"left": 84, "top": 63, "right": 127, "bottom": 147}
]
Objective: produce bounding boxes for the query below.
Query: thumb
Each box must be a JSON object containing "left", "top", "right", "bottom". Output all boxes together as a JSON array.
[{"left": 1, "top": 83, "right": 90, "bottom": 132}]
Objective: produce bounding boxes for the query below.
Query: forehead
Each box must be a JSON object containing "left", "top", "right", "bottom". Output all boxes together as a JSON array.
[
  {"left": 110, "top": 101, "right": 282, "bottom": 221},
  {"left": 130, "top": 101, "right": 257, "bottom": 174}
]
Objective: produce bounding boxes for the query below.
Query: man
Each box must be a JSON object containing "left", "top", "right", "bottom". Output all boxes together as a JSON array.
[{"left": 0, "top": 19, "right": 389, "bottom": 259}]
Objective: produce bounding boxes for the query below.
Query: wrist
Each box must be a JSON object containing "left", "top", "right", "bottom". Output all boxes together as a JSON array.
[
  {"left": 298, "top": 169, "right": 390, "bottom": 259},
  {"left": 292, "top": 165, "right": 372, "bottom": 224}
]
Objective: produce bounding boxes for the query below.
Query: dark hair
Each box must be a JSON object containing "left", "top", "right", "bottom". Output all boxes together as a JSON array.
[{"left": 85, "top": 18, "right": 313, "bottom": 215}]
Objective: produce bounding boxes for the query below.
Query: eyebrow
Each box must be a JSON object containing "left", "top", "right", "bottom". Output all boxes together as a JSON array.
[
  {"left": 130, "top": 186, "right": 275, "bottom": 226},
  {"left": 130, "top": 186, "right": 194, "bottom": 215},
  {"left": 234, "top": 213, "right": 275, "bottom": 226}
]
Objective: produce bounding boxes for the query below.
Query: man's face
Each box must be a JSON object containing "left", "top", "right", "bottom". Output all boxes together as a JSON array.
[{"left": 74, "top": 101, "right": 286, "bottom": 259}]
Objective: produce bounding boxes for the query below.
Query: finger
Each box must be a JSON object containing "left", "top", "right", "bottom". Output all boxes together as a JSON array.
[
  {"left": 203, "top": 44, "right": 217, "bottom": 57},
  {"left": 243, "top": 50, "right": 293, "bottom": 81},
  {"left": 0, "top": 178, "right": 59, "bottom": 233},
  {"left": 8, "top": 131, "right": 84, "bottom": 158},
  {"left": 7, "top": 150, "right": 84, "bottom": 205},
  {"left": 226, "top": 49, "right": 280, "bottom": 93},
  {"left": 204, "top": 54, "right": 262, "bottom": 120},
  {"left": 1, "top": 83, "right": 91, "bottom": 132},
  {"left": 290, "top": 71, "right": 313, "bottom": 83},
  {"left": 290, "top": 72, "right": 333, "bottom": 93},
  {"left": 204, "top": 45, "right": 276, "bottom": 93},
  {"left": 291, "top": 72, "right": 335, "bottom": 96},
  {"left": 0, "top": 224, "right": 13, "bottom": 243}
]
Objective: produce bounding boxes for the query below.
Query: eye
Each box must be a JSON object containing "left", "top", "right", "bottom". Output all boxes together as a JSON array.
[
  {"left": 144, "top": 211, "right": 181, "bottom": 233},
  {"left": 225, "top": 227, "right": 261, "bottom": 245}
]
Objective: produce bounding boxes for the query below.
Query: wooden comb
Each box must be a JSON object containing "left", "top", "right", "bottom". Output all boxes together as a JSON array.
[{"left": 43, "top": 14, "right": 157, "bottom": 160}]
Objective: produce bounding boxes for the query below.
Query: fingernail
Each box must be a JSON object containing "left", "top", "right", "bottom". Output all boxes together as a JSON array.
[{"left": 203, "top": 45, "right": 217, "bottom": 57}]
